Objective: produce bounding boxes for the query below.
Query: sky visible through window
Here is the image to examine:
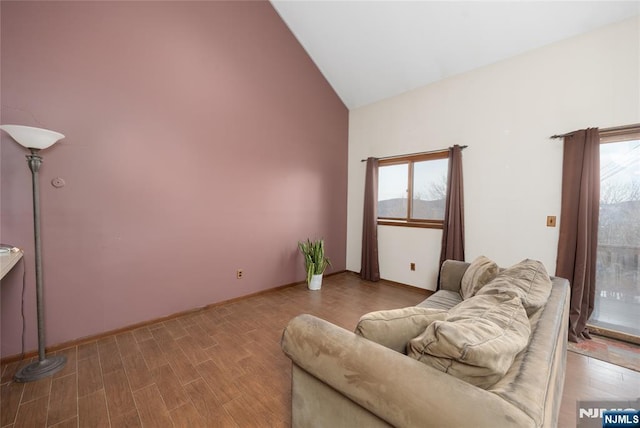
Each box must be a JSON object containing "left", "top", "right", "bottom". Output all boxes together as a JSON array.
[
  {"left": 600, "top": 139, "right": 640, "bottom": 203},
  {"left": 378, "top": 159, "right": 448, "bottom": 202},
  {"left": 378, "top": 164, "right": 408, "bottom": 201}
]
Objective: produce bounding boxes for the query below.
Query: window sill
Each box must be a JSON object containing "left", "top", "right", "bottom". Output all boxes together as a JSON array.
[{"left": 377, "top": 219, "right": 443, "bottom": 229}]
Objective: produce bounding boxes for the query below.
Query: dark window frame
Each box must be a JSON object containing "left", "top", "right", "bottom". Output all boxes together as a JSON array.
[
  {"left": 377, "top": 151, "right": 449, "bottom": 229},
  {"left": 588, "top": 124, "right": 640, "bottom": 344}
]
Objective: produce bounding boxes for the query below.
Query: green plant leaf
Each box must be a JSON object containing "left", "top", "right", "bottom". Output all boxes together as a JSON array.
[{"left": 298, "top": 238, "right": 331, "bottom": 283}]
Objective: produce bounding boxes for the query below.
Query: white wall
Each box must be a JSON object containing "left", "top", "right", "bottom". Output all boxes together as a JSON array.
[{"left": 347, "top": 17, "right": 640, "bottom": 290}]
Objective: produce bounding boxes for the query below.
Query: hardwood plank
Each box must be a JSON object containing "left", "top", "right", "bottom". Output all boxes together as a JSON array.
[
  {"left": 47, "top": 374, "right": 77, "bottom": 426},
  {"left": 132, "top": 384, "right": 173, "bottom": 428},
  {"left": 137, "top": 338, "right": 167, "bottom": 370},
  {"left": 1, "top": 382, "right": 25, "bottom": 427},
  {"left": 13, "top": 395, "right": 48, "bottom": 428},
  {"left": 109, "top": 409, "right": 142, "bottom": 428},
  {"left": 21, "top": 376, "right": 51, "bottom": 403},
  {"left": 184, "top": 324, "right": 216, "bottom": 349},
  {"left": 193, "top": 313, "right": 219, "bottom": 334},
  {"left": 150, "top": 326, "right": 174, "bottom": 346},
  {"left": 121, "top": 351, "right": 153, "bottom": 392},
  {"left": 169, "top": 402, "right": 208, "bottom": 427},
  {"left": 175, "top": 335, "right": 210, "bottom": 366},
  {"left": 559, "top": 352, "right": 640, "bottom": 427},
  {"left": 115, "top": 332, "right": 140, "bottom": 358},
  {"left": 160, "top": 341, "right": 199, "bottom": 385},
  {"left": 48, "top": 416, "right": 78, "bottom": 428},
  {"left": 1, "top": 361, "right": 21, "bottom": 385},
  {"left": 77, "top": 356, "right": 103, "bottom": 397},
  {"left": 98, "top": 338, "right": 123, "bottom": 375},
  {"left": 223, "top": 393, "right": 287, "bottom": 428},
  {"left": 195, "top": 360, "right": 243, "bottom": 404},
  {"left": 132, "top": 328, "right": 153, "bottom": 343},
  {"left": 77, "top": 341, "right": 98, "bottom": 361},
  {"left": 78, "top": 389, "right": 109, "bottom": 428},
  {"left": 103, "top": 369, "right": 136, "bottom": 420},
  {"left": 206, "top": 345, "right": 245, "bottom": 379},
  {"left": 183, "top": 378, "right": 237, "bottom": 426},
  {"left": 208, "top": 328, "right": 246, "bottom": 355},
  {"left": 163, "top": 319, "right": 189, "bottom": 339},
  {"left": 177, "top": 314, "right": 198, "bottom": 329},
  {"left": 52, "top": 348, "right": 77, "bottom": 379},
  {"left": 150, "top": 364, "right": 189, "bottom": 411},
  {"left": 236, "top": 369, "right": 290, "bottom": 418}
]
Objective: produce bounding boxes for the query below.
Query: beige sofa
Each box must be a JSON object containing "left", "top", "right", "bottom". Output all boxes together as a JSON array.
[{"left": 281, "top": 260, "right": 570, "bottom": 428}]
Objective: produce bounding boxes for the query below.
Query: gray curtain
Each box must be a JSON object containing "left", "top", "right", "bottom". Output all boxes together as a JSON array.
[
  {"left": 439, "top": 145, "right": 465, "bottom": 283},
  {"left": 556, "top": 128, "right": 600, "bottom": 343},
  {"left": 361, "top": 157, "right": 380, "bottom": 281}
]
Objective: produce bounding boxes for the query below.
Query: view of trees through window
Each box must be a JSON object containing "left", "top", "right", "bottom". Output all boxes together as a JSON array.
[
  {"left": 377, "top": 155, "right": 448, "bottom": 227},
  {"left": 592, "top": 137, "right": 640, "bottom": 338}
]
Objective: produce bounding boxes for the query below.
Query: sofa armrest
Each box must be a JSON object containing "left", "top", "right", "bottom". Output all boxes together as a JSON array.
[
  {"left": 281, "top": 314, "right": 534, "bottom": 428},
  {"left": 439, "top": 259, "right": 470, "bottom": 292}
]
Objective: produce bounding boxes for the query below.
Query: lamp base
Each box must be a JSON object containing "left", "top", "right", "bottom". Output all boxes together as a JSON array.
[{"left": 14, "top": 355, "right": 67, "bottom": 382}]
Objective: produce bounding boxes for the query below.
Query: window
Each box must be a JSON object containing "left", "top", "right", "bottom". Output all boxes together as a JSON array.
[
  {"left": 591, "top": 125, "right": 640, "bottom": 342},
  {"left": 377, "top": 152, "right": 449, "bottom": 228},
  {"left": 589, "top": 127, "right": 640, "bottom": 341}
]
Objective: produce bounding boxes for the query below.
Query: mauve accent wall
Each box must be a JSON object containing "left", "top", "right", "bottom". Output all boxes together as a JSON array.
[{"left": 0, "top": 1, "right": 348, "bottom": 358}]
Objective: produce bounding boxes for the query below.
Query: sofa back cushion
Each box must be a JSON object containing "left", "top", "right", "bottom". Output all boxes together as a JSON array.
[
  {"left": 476, "top": 259, "right": 552, "bottom": 316},
  {"left": 407, "top": 293, "right": 530, "bottom": 389},
  {"left": 460, "top": 256, "right": 499, "bottom": 299},
  {"left": 355, "top": 307, "right": 448, "bottom": 354}
]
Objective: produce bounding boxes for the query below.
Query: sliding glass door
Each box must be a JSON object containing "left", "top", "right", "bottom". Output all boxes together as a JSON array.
[{"left": 590, "top": 137, "right": 640, "bottom": 340}]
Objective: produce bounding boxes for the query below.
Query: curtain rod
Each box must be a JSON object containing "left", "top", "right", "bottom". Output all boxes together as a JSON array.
[
  {"left": 360, "top": 145, "right": 467, "bottom": 162},
  {"left": 550, "top": 123, "right": 640, "bottom": 139}
]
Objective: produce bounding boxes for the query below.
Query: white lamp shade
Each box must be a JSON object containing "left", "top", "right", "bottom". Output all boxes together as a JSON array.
[{"left": 0, "top": 125, "right": 65, "bottom": 150}]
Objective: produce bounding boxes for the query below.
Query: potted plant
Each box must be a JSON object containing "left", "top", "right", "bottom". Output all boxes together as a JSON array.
[{"left": 298, "top": 238, "right": 331, "bottom": 290}]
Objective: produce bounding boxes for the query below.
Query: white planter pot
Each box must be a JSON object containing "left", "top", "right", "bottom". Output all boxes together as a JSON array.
[{"left": 308, "top": 274, "right": 323, "bottom": 291}]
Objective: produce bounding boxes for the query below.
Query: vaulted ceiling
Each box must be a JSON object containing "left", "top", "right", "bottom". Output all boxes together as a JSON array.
[{"left": 271, "top": 1, "right": 640, "bottom": 109}]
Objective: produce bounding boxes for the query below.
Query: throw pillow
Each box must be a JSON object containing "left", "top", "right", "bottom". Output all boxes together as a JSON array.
[
  {"left": 407, "top": 293, "right": 530, "bottom": 389},
  {"left": 476, "top": 258, "right": 552, "bottom": 316},
  {"left": 460, "top": 255, "right": 499, "bottom": 299},
  {"left": 355, "top": 307, "right": 448, "bottom": 354}
]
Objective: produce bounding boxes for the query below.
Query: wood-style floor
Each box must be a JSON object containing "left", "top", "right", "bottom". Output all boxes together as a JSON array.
[{"left": 1, "top": 272, "right": 639, "bottom": 427}]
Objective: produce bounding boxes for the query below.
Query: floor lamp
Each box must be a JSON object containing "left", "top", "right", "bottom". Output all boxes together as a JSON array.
[{"left": 0, "top": 124, "right": 67, "bottom": 382}]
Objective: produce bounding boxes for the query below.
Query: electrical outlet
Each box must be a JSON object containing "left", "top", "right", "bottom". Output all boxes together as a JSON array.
[
  {"left": 410, "top": 263, "right": 416, "bottom": 271},
  {"left": 546, "top": 216, "right": 557, "bottom": 227},
  {"left": 237, "top": 269, "right": 243, "bottom": 279}
]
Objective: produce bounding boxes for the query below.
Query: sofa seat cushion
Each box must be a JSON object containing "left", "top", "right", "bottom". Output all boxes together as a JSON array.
[
  {"left": 460, "top": 256, "right": 499, "bottom": 299},
  {"left": 416, "top": 290, "right": 462, "bottom": 310},
  {"left": 476, "top": 259, "right": 552, "bottom": 316},
  {"left": 407, "top": 293, "right": 531, "bottom": 389},
  {"left": 355, "top": 307, "right": 448, "bottom": 354}
]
